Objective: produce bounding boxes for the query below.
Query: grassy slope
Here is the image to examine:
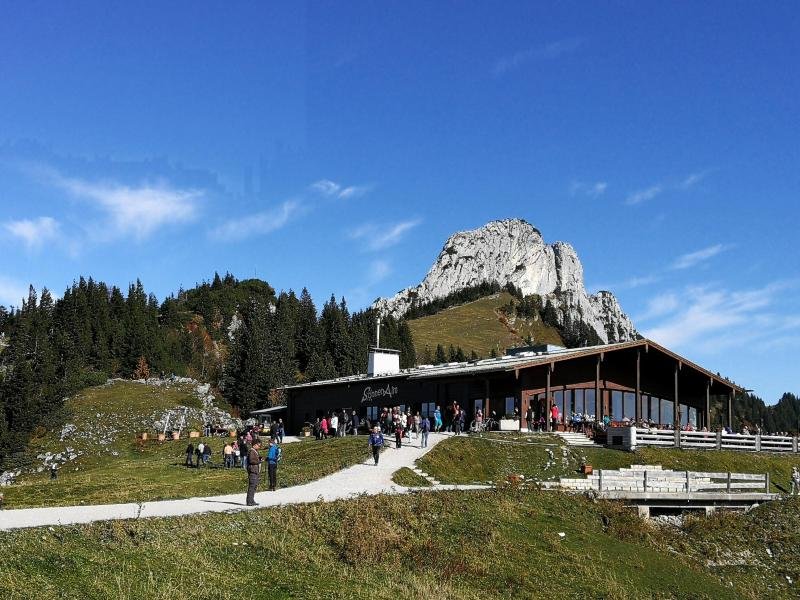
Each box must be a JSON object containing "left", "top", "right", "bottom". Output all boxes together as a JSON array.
[
  {"left": 407, "top": 292, "right": 563, "bottom": 358},
  {"left": 0, "top": 488, "right": 759, "bottom": 600},
  {"left": 3, "top": 381, "right": 370, "bottom": 508},
  {"left": 418, "top": 434, "right": 800, "bottom": 493},
  {"left": 391, "top": 467, "right": 432, "bottom": 487}
]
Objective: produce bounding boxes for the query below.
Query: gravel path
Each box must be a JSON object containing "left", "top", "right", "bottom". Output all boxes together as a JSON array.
[{"left": 0, "top": 432, "right": 486, "bottom": 531}]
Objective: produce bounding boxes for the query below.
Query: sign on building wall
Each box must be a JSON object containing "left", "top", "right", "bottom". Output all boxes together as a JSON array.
[{"left": 361, "top": 383, "right": 400, "bottom": 405}]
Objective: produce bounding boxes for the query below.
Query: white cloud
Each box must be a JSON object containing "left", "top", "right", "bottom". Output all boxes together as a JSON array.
[
  {"left": 590, "top": 275, "right": 659, "bottom": 294},
  {"left": 671, "top": 244, "right": 728, "bottom": 270},
  {"left": 310, "top": 179, "right": 370, "bottom": 200},
  {"left": 493, "top": 37, "right": 583, "bottom": 76},
  {"left": 0, "top": 276, "right": 29, "bottom": 307},
  {"left": 570, "top": 181, "right": 607, "bottom": 197},
  {"left": 3, "top": 216, "right": 60, "bottom": 249},
  {"left": 43, "top": 170, "right": 200, "bottom": 240},
  {"left": 625, "top": 185, "right": 663, "bottom": 206},
  {"left": 641, "top": 281, "right": 797, "bottom": 352},
  {"left": 679, "top": 170, "right": 710, "bottom": 190},
  {"left": 349, "top": 219, "right": 421, "bottom": 251},
  {"left": 210, "top": 200, "right": 302, "bottom": 241},
  {"left": 634, "top": 292, "right": 680, "bottom": 322}
]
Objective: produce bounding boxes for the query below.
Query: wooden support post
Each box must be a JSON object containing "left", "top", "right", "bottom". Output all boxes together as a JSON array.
[
  {"left": 595, "top": 354, "right": 601, "bottom": 421},
  {"left": 726, "top": 472, "right": 732, "bottom": 493},
  {"left": 674, "top": 362, "right": 680, "bottom": 428},
  {"left": 635, "top": 350, "right": 641, "bottom": 424},
  {"left": 546, "top": 365, "right": 552, "bottom": 432},
  {"left": 728, "top": 389, "right": 734, "bottom": 430},
  {"left": 765, "top": 472, "right": 770, "bottom": 494},
  {"left": 643, "top": 470, "right": 648, "bottom": 493},
  {"left": 705, "top": 381, "right": 711, "bottom": 431}
]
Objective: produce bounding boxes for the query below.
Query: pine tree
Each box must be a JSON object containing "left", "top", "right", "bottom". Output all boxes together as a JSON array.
[{"left": 435, "top": 344, "right": 447, "bottom": 364}]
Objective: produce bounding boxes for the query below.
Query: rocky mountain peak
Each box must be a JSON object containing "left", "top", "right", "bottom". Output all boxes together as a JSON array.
[{"left": 373, "top": 218, "right": 638, "bottom": 344}]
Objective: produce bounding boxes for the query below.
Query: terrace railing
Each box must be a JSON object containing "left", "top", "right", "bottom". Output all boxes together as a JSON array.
[{"left": 631, "top": 427, "right": 800, "bottom": 453}]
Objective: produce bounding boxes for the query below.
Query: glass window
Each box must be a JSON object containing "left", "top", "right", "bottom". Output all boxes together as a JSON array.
[
  {"left": 584, "top": 389, "right": 595, "bottom": 416},
  {"left": 574, "top": 389, "right": 584, "bottom": 415},
  {"left": 649, "top": 397, "right": 660, "bottom": 423},
  {"left": 505, "top": 397, "right": 515, "bottom": 416},
  {"left": 623, "top": 392, "right": 636, "bottom": 420},
  {"left": 474, "top": 399, "right": 483, "bottom": 415},
  {"left": 612, "top": 391, "right": 623, "bottom": 421},
  {"left": 688, "top": 407, "right": 697, "bottom": 428},
  {"left": 367, "top": 406, "right": 378, "bottom": 422},
  {"left": 661, "top": 399, "right": 673, "bottom": 425}
]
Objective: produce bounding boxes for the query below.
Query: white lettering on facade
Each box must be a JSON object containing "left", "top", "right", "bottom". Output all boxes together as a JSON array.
[{"left": 361, "top": 384, "right": 399, "bottom": 405}]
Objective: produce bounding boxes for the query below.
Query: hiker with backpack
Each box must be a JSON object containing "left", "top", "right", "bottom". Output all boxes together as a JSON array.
[
  {"left": 368, "top": 426, "right": 385, "bottom": 465},
  {"left": 266, "top": 439, "right": 282, "bottom": 491}
]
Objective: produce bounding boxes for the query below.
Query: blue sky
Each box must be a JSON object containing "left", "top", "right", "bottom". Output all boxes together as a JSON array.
[{"left": 1, "top": 2, "right": 798, "bottom": 402}]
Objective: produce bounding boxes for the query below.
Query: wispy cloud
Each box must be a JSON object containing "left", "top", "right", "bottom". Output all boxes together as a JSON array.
[
  {"left": 493, "top": 37, "right": 583, "bottom": 76},
  {"left": 570, "top": 181, "right": 607, "bottom": 198},
  {"left": 0, "top": 276, "right": 29, "bottom": 308},
  {"left": 40, "top": 169, "right": 201, "bottom": 240},
  {"left": 625, "top": 185, "right": 663, "bottom": 206},
  {"left": 679, "top": 169, "right": 711, "bottom": 190},
  {"left": 310, "top": 179, "right": 370, "bottom": 200},
  {"left": 591, "top": 275, "right": 660, "bottom": 294},
  {"left": 349, "top": 219, "right": 421, "bottom": 251},
  {"left": 671, "top": 244, "right": 729, "bottom": 270},
  {"left": 3, "top": 216, "right": 60, "bottom": 250},
  {"left": 641, "top": 281, "right": 798, "bottom": 352},
  {"left": 209, "top": 200, "right": 303, "bottom": 241},
  {"left": 625, "top": 170, "right": 714, "bottom": 206}
]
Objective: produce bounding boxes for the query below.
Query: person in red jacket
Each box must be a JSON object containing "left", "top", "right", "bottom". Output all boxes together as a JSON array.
[
  {"left": 320, "top": 416, "right": 329, "bottom": 439},
  {"left": 550, "top": 402, "right": 560, "bottom": 431}
]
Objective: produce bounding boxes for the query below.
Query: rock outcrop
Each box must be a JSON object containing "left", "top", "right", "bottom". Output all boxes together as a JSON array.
[{"left": 373, "top": 219, "right": 638, "bottom": 344}]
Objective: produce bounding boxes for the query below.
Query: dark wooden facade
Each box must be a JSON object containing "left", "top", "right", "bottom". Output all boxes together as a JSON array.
[{"left": 283, "top": 340, "right": 743, "bottom": 434}]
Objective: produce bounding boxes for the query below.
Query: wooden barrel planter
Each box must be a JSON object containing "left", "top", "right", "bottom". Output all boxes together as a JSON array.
[
  {"left": 229, "top": 430, "right": 237, "bottom": 438},
  {"left": 157, "top": 433, "right": 166, "bottom": 442},
  {"left": 140, "top": 432, "right": 149, "bottom": 441},
  {"left": 189, "top": 431, "right": 200, "bottom": 438},
  {"left": 171, "top": 432, "right": 180, "bottom": 440}
]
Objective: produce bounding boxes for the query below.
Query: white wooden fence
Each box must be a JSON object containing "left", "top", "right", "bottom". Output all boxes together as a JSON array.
[
  {"left": 624, "top": 428, "right": 800, "bottom": 453},
  {"left": 550, "top": 465, "right": 771, "bottom": 495}
]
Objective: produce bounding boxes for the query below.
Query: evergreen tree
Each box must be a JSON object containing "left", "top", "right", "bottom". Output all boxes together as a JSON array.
[{"left": 435, "top": 344, "right": 447, "bottom": 364}]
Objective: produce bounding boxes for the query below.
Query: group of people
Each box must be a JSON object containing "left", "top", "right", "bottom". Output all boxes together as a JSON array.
[{"left": 312, "top": 411, "right": 360, "bottom": 439}]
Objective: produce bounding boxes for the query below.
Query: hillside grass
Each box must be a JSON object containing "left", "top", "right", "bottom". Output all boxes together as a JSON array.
[
  {"left": 407, "top": 291, "right": 562, "bottom": 359},
  {"left": 2, "top": 381, "right": 370, "bottom": 508},
  {"left": 391, "top": 467, "right": 432, "bottom": 487},
  {"left": 1, "top": 487, "right": 784, "bottom": 600},
  {"left": 418, "top": 433, "right": 800, "bottom": 493}
]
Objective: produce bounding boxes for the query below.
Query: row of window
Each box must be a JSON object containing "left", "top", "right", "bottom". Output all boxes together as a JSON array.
[{"left": 541, "top": 388, "right": 698, "bottom": 426}]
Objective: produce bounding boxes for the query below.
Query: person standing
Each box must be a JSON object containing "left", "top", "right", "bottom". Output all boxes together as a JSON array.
[
  {"left": 368, "top": 426, "right": 384, "bottom": 466},
  {"left": 351, "top": 411, "right": 360, "bottom": 436},
  {"left": 246, "top": 440, "right": 263, "bottom": 506},
  {"left": 330, "top": 413, "right": 338, "bottom": 438},
  {"left": 791, "top": 466, "right": 800, "bottom": 496},
  {"left": 395, "top": 421, "right": 404, "bottom": 448},
  {"left": 196, "top": 442, "right": 205, "bottom": 468},
  {"left": 185, "top": 442, "right": 195, "bottom": 467},
  {"left": 321, "top": 416, "right": 329, "bottom": 439},
  {"left": 525, "top": 405, "right": 534, "bottom": 433},
  {"left": 223, "top": 442, "right": 233, "bottom": 468},
  {"left": 434, "top": 406, "right": 442, "bottom": 433},
  {"left": 240, "top": 439, "right": 249, "bottom": 471},
  {"left": 266, "top": 439, "right": 282, "bottom": 491},
  {"left": 420, "top": 414, "right": 430, "bottom": 448},
  {"left": 277, "top": 419, "right": 285, "bottom": 444}
]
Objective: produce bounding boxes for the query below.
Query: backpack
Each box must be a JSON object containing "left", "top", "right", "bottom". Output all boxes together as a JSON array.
[{"left": 268, "top": 445, "right": 282, "bottom": 463}]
